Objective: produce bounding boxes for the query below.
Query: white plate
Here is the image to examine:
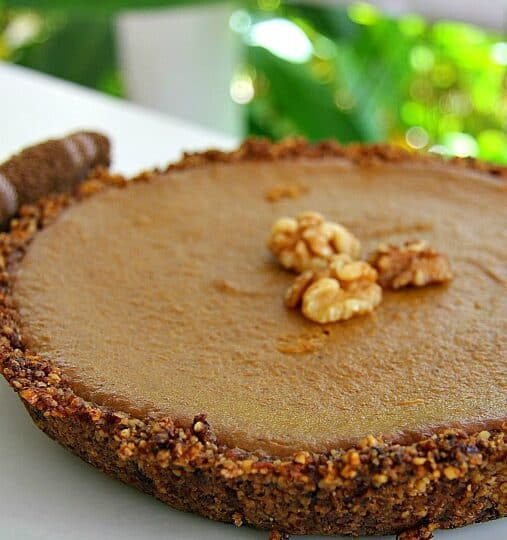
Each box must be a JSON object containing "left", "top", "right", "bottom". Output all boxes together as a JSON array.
[{"left": 0, "top": 64, "right": 505, "bottom": 540}]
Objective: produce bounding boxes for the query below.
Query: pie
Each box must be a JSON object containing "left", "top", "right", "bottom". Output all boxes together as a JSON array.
[{"left": 1, "top": 138, "right": 506, "bottom": 539}]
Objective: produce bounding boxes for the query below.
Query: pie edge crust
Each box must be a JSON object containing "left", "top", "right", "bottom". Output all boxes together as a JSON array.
[{"left": 1, "top": 138, "right": 506, "bottom": 538}]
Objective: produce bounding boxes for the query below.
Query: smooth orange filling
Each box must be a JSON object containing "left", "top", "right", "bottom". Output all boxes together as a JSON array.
[{"left": 13, "top": 159, "right": 507, "bottom": 455}]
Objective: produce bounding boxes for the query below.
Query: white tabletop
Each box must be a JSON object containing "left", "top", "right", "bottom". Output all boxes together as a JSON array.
[
  {"left": 0, "top": 63, "right": 504, "bottom": 540},
  {"left": 0, "top": 62, "right": 235, "bottom": 174}
]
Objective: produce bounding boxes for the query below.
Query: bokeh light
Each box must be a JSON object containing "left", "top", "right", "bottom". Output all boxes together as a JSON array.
[
  {"left": 230, "top": 73, "right": 255, "bottom": 105},
  {"left": 432, "top": 63, "right": 456, "bottom": 88},
  {"left": 347, "top": 3, "right": 380, "bottom": 26},
  {"left": 491, "top": 42, "right": 507, "bottom": 66},
  {"left": 405, "top": 126, "right": 429, "bottom": 149},
  {"left": 410, "top": 46, "right": 434, "bottom": 72},
  {"left": 3, "top": 12, "right": 41, "bottom": 48},
  {"left": 229, "top": 10, "right": 251, "bottom": 35},
  {"left": 334, "top": 89, "right": 357, "bottom": 111},
  {"left": 247, "top": 19, "right": 313, "bottom": 64},
  {"left": 428, "top": 145, "right": 451, "bottom": 156},
  {"left": 442, "top": 132, "right": 479, "bottom": 158},
  {"left": 313, "top": 35, "right": 336, "bottom": 60}
]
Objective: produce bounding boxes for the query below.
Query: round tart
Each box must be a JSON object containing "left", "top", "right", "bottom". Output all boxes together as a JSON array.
[{"left": 1, "top": 139, "right": 506, "bottom": 539}]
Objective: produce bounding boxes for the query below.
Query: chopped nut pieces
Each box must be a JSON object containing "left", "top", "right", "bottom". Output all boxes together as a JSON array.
[
  {"left": 285, "top": 254, "right": 382, "bottom": 324},
  {"left": 269, "top": 531, "right": 290, "bottom": 540},
  {"left": 276, "top": 332, "right": 324, "bottom": 354},
  {"left": 265, "top": 183, "right": 308, "bottom": 202},
  {"left": 370, "top": 240, "right": 453, "bottom": 289},
  {"left": 267, "top": 211, "right": 361, "bottom": 273}
]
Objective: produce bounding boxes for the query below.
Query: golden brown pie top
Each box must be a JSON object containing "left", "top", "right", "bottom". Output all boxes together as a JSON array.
[{"left": 12, "top": 157, "right": 507, "bottom": 455}]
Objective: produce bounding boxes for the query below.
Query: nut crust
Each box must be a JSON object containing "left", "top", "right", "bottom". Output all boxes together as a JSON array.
[{"left": 1, "top": 138, "right": 506, "bottom": 539}]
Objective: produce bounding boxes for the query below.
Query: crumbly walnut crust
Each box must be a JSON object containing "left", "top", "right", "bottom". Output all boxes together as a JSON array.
[
  {"left": 285, "top": 254, "right": 382, "bottom": 323},
  {"left": 0, "top": 138, "right": 506, "bottom": 540},
  {"left": 370, "top": 240, "right": 454, "bottom": 289},
  {"left": 267, "top": 211, "right": 361, "bottom": 273},
  {"left": 167, "top": 137, "right": 507, "bottom": 180},
  {"left": 268, "top": 531, "right": 290, "bottom": 540}
]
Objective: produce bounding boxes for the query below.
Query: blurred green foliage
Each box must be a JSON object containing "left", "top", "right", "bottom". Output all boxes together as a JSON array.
[
  {"left": 242, "top": 3, "right": 507, "bottom": 162},
  {"left": 0, "top": 1, "right": 506, "bottom": 162},
  {"left": 2, "top": 0, "right": 213, "bottom": 11},
  {"left": 0, "top": 8, "right": 123, "bottom": 95}
]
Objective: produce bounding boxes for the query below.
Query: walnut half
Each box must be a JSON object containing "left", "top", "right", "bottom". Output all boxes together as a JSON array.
[
  {"left": 267, "top": 211, "right": 361, "bottom": 273},
  {"left": 285, "top": 254, "right": 382, "bottom": 324},
  {"left": 370, "top": 240, "right": 453, "bottom": 290}
]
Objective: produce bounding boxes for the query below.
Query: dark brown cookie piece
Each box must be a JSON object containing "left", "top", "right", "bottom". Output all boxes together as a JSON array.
[{"left": 0, "top": 131, "right": 110, "bottom": 225}]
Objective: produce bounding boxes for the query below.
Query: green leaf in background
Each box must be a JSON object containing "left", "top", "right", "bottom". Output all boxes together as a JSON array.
[
  {"left": 3, "top": 0, "right": 216, "bottom": 14},
  {"left": 245, "top": 5, "right": 415, "bottom": 143},
  {"left": 12, "top": 12, "right": 122, "bottom": 94},
  {"left": 249, "top": 45, "right": 369, "bottom": 142}
]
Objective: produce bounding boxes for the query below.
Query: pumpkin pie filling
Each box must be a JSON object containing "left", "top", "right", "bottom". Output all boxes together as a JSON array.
[{"left": 12, "top": 158, "right": 507, "bottom": 456}]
